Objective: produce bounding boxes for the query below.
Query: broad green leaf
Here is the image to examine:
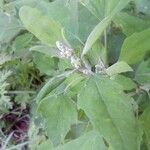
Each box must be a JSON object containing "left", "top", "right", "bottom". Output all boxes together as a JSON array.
[
  {"left": 135, "top": 59, "right": 150, "bottom": 85},
  {"left": 138, "top": 92, "right": 150, "bottom": 111},
  {"left": 36, "top": 72, "right": 72, "bottom": 102},
  {"left": 82, "top": 16, "right": 111, "bottom": 57},
  {"left": 30, "top": 45, "right": 60, "bottom": 58},
  {"left": 32, "top": 52, "right": 56, "bottom": 76},
  {"left": 80, "top": 0, "right": 131, "bottom": 19},
  {"left": 0, "top": 12, "right": 22, "bottom": 43},
  {"left": 58, "top": 59, "right": 73, "bottom": 72},
  {"left": 48, "top": 73, "right": 87, "bottom": 97},
  {"left": 64, "top": 0, "right": 79, "bottom": 35},
  {"left": 106, "top": 61, "right": 133, "bottom": 76},
  {"left": 114, "top": 12, "right": 150, "bottom": 36},
  {"left": 46, "top": 0, "right": 98, "bottom": 46},
  {"left": 64, "top": 73, "right": 86, "bottom": 89},
  {"left": 111, "top": 75, "right": 137, "bottom": 91},
  {"left": 19, "top": 6, "right": 64, "bottom": 46},
  {"left": 78, "top": 75, "right": 138, "bottom": 150},
  {"left": 86, "top": 40, "right": 107, "bottom": 66},
  {"left": 12, "top": 33, "right": 33, "bottom": 51},
  {"left": 64, "top": 73, "right": 86, "bottom": 94},
  {"left": 13, "top": 0, "right": 80, "bottom": 46},
  {"left": 119, "top": 28, "right": 150, "bottom": 64},
  {"left": 78, "top": 3, "right": 99, "bottom": 42},
  {"left": 55, "top": 131, "right": 107, "bottom": 150},
  {"left": 80, "top": 0, "right": 105, "bottom": 19},
  {"left": 37, "top": 140, "right": 53, "bottom": 150},
  {"left": 37, "top": 94, "right": 77, "bottom": 145},
  {"left": 66, "top": 122, "right": 90, "bottom": 140},
  {"left": 108, "top": 31, "right": 126, "bottom": 64},
  {"left": 36, "top": 0, "right": 78, "bottom": 36},
  {"left": 82, "top": 0, "right": 131, "bottom": 56},
  {"left": 37, "top": 0, "right": 78, "bottom": 36},
  {"left": 9, "top": 0, "right": 98, "bottom": 46},
  {"left": 47, "top": 0, "right": 97, "bottom": 46},
  {"left": 140, "top": 106, "right": 150, "bottom": 149}
]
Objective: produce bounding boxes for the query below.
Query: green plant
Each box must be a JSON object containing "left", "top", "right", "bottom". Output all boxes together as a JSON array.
[{"left": 0, "top": 0, "right": 150, "bottom": 149}]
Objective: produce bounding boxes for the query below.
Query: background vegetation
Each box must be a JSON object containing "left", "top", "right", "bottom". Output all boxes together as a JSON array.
[{"left": 0, "top": 0, "right": 150, "bottom": 150}]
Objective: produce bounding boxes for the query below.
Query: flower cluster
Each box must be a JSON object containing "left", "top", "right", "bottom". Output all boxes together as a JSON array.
[
  {"left": 81, "top": 69, "right": 92, "bottom": 75},
  {"left": 56, "top": 41, "right": 73, "bottom": 59},
  {"left": 56, "top": 41, "right": 93, "bottom": 75},
  {"left": 95, "top": 59, "right": 106, "bottom": 74},
  {"left": 71, "top": 56, "right": 81, "bottom": 69},
  {"left": 56, "top": 41, "right": 82, "bottom": 69}
]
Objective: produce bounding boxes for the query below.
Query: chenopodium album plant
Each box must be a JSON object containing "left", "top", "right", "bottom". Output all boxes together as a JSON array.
[{"left": 16, "top": 0, "right": 150, "bottom": 149}]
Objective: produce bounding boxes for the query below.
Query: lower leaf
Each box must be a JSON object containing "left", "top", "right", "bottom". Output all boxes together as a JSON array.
[
  {"left": 78, "top": 75, "right": 139, "bottom": 150},
  {"left": 37, "top": 94, "right": 77, "bottom": 145},
  {"left": 55, "top": 131, "right": 107, "bottom": 150}
]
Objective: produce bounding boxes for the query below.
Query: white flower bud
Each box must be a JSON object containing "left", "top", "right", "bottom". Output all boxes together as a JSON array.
[
  {"left": 95, "top": 58, "right": 106, "bottom": 74},
  {"left": 60, "top": 51, "right": 65, "bottom": 58},
  {"left": 56, "top": 41, "right": 73, "bottom": 59},
  {"left": 56, "top": 41, "right": 64, "bottom": 51},
  {"left": 82, "top": 69, "right": 90, "bottom": 75},
  {"left": 65, "top": 50, "right": 72, "bottom": 58},
  {"left": 71, "top": 56, "right": 81, "bottom": 69}
]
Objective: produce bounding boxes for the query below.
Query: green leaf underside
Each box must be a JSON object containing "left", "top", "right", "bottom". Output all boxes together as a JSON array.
[
  {"left": 12, "top": 33, "right": 33, "bottom": 51},
  {"left": 82, "top": 17, "right": 111, "bottom": 56},
  {"left": 106, "top": 61, "right": 133, "bottom": 76},
  {"left": 37, "top": 140, "right": 53, "bottom": 150},
  {"left": 80, "top": 0, "right": 131, "bottom": 19},
  {"left": 30, "top": 45, "right": 60, "bottom": 58},
  {"left": 37, "top": 94, "right": 77, "bottom": 145},
  {"left": 119, "top": 28, "right": 150, "bottom": 64},
  {"left": 32, "top": 52, "right": 56, "bottom": 76},
  {"left": 0, "top": 0, "right": 149, "bottom": 149},
  {"left": 78, "top": 75, "right": 138, "bottom": 150},
  {"left": 55, "top": 131, "right": 107, "bottom": 150},
  {"left": 112, "top": 75, "right": 137, "bottom": 91},
  {"left": 82, "top": 0, "right": 131, "bottom": 56},
  {"left": 86, "top": 40, "right": 107, "bottom": 65},
  {"left": 114, "top": 12, "right": 150, "bottom": 36},
  {"left": 19, "top": 6, "right": 63, "bottom": 46},
  {"left": 0, "top": 12, "right": 22, "bottom": 43},
  {"left": 140, "top": 106, "right": 150, "bottom": 149},
  {"left": 135, "top": 59, "right": 150, "bottom": 84},
  {"left": 36, "top": 72, "right": 73, "bottom": 103}
]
